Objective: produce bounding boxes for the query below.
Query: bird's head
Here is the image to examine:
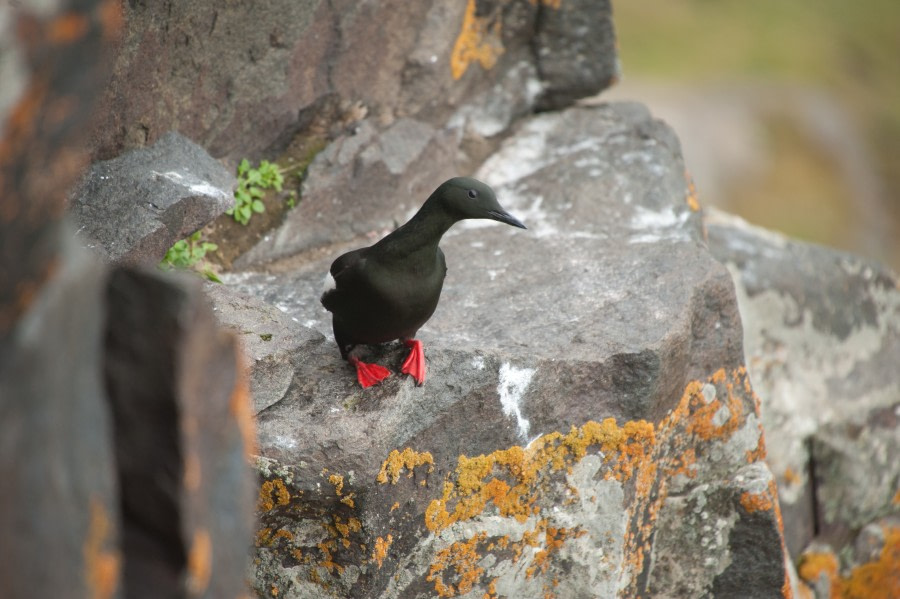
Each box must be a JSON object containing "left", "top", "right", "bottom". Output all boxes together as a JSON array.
[{"left": 436, "top": 177, "right": 527, "bottom": 229}]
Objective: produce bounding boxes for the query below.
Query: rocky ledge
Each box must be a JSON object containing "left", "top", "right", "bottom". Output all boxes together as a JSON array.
[{"left": 214, "top": 102, "right": 792, "bottom": 598}]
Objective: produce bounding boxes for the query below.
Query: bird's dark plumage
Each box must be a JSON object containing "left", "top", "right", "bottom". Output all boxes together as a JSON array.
[{"left": 321, "top": 177, "right": 526, "bottom": 387}]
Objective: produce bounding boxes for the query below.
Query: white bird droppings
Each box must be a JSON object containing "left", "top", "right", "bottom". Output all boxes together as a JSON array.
[{"left": 497, "top": 363, "right": 535, "bottom": 439}]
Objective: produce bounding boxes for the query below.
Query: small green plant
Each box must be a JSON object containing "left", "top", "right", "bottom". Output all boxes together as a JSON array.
[
  {"left": 159, "top": 231, "right": 222, "bottom": 282},
  {"left": 228, "top": 159, "right": 285, "bottom": 225}
]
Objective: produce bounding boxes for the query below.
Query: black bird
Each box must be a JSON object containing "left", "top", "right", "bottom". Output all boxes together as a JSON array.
[{"left": 321, "top": 177, "right": 526, "bottom": 388}]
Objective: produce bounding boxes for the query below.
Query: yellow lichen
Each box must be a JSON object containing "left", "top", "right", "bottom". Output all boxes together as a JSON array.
[
  {"left": 685, "top": 174, "right": 701, "bottom": 212},
  {"left": 423, "top": 417, "right": 654, "bottom": 534},
  {"left": 373, "top": 535, "right": 393, "bottom": 569},
  {"left": 328, "top": 474, "right": 344, "bottom": 496},
  {"left": 450, "top": 0, "right": 504, "bottom": 80},
  {"left": 258, "top": 479, "right": 291, "bottom": 512},
  {"left": 376, "top": 448, "right": 435, "bottom": 484},
  {"left": 740, "top": 486, "right": 775, "bottom": 513},
  {"left": 427, "top": 533, "right": 487, "bottom": 597},
  {"left": 799, "top": 525, "right": 900, "bottom": 599}
]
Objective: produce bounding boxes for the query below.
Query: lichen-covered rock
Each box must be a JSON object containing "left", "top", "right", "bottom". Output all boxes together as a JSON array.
[
  {"left": 706, "top": 210, "right": 900, "bottom": 565},
  {"left": 69, "top": 131, "right": 235, "bottom": 265},
  {"left": 796, "top": 518, "right": 900, "bottom": 598},
  {"left": 215, "top": 102, "right": 792, "bottom": 598}
]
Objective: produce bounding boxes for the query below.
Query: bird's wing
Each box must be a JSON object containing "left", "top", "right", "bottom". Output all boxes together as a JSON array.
[{"left": 321, "top": 248, "right": 368, "bottom": 312}]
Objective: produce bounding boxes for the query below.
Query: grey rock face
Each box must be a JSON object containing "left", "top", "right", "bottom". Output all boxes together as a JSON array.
[
  {"left": 707, "top": 210, "right": 900, "bottom": 561},
  {"left": 91, "top": 1, "right": 619, "bottom": 162},
  {"left": 214, "top": 102, "right": 790, "bottom": 598},
  {"left": 69, "top": 132, "right": 235, "bottom": 265}
]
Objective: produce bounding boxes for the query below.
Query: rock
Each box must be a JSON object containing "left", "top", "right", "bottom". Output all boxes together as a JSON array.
[
  {"left": 204, "top": 281, "right": 325, "bottom": 414},
  {"left": 706, "top": 210, "right": 900, "bottom": 559},
  {"left": 2, "top": 2, "right": 256, "bottom": 597},
  {"left": 0, "top": 236, "right": 120, "bottom": 599},
  {"left": 104, "top": 267, "right": 257, "bottom": 598},
  {"left": 69, "top": 132, "right": 235, "bottom": 265},
  {"left": 0, "top": 0, "right": 121, "bottom": 343},
  {"left": 90, "top": 1, "right": 618, "bottom": 162},
  {"left": 1, "top": 3, "right": 123, "bottom": 595},
  {"left": 216, "top": 102, "right": 792, "bottom": 597},
  {"left": 534, "top": 0, "right": 619, "bottom": 110}
]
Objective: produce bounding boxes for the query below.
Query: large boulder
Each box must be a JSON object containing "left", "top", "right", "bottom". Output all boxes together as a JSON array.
[
  {"left": 706, "top": 210, "right": 900, "bottom": 585},
  {"left": 1, "top": 3, "right": 256, "bottom": 597},
  {"left": 216, "top": 102, "right": 792, "bottom": 598}
]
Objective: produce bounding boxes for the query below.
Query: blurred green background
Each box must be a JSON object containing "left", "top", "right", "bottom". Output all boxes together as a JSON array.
[{"left": 612, "top": 0, "right": 900, "bottom": 269}]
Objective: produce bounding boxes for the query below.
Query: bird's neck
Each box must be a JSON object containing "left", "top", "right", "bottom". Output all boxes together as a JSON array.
[{"left": 375, "top": 199, "right": 457, "bottom": 259}]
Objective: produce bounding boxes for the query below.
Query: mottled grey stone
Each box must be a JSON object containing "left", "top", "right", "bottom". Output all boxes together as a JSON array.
[
  {"left": 69, "top": 132, "right": 235, "bottom": 265},
  {"left": 707, "top": 209, "right": 900, "bottom": 558}
]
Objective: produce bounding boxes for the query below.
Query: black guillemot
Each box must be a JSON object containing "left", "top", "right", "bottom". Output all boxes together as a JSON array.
[{"left": 321, "top": 177, "right": 526, "bottom": 387}]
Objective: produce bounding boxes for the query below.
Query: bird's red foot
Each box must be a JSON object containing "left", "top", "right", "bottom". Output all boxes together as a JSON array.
[
  {"left": 401, "top": 339, "right": 426, "bottom": 386},
  {"left": 349, "top": 357, "right": 391, "bottom": 388}
]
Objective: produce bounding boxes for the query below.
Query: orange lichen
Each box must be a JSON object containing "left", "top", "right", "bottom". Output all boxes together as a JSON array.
[
  {"left": 893, "top": 490, "right": 900, "bottom": 506},
  {"left": 798, "top": 551, "right": 840, "bottom": 591},
  {"left": 258, "top": 479, "right": 291, "bottom": 512},
  {"left": 83, "top": 498, "right": 120, "bottom": 599},
  {"left": 48, "top": 13, "right": 90, "bottom": 44},
  {"left": 424, "top": 417, "right": 654, "bottom": 534},
  {"left": 684, "top": 369, "right": 744, "bottom": 440},
  {"left": 390, "top": 502, "right": 400, "bottom": 512},
  {"left": 800, "top": 526, "right": 900, "bottom": 599},
  {"left": 450, "top": 0, "right": 504, "bottom": 80},
  {"left": 185, "top": 529, "right": 212, "bottom": 595},
  {"left": 256, "top": 527, "right": 273, "bottom": 547},
  {"left": 230, "top": 354, "right": 258, "bottom": 457},
  {"left": 376, "top": 448, "right": 434, "bottom": 484},
  {"left": 329, "top": 474, "right": 345, "bottom": 496},
  {"left": 274, "top": 529, "right": 294, "bottom": 542},
  {"left": 427, "top": 533, "right": 487, "bottom": 597},
  {"left": 373, "top": 535, "right": 393, "bottom": 569},
  {"left": 318, "top": 540, "right": 344, "bottom": 575},
  {"left": 783, "top": 467, "right": 802, "bottom": 486},
  {"left": 746, "top": 432, "right": 768, "bottom": 463},
  {"left": 685, "top": 174, "right": 701, "bottom": 212},
  {"left": 740, "top": 489, "right": 774, "bottom": 513}
]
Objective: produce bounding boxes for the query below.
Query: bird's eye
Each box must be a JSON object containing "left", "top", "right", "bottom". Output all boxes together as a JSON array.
[{"left": 467, "top": 189, "right": 478, "bottom": 199}]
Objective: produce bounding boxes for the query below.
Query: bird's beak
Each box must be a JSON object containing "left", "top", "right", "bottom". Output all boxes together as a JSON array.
[{"left": 487, "top": 209, "right": 527, "bottom": 229}]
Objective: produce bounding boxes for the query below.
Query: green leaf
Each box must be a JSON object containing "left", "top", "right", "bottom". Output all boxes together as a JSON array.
[
  {"left": 251, "top": 199, "right": 265, "bottom": 213},
  {"left": 202, "top": 269, "right": 223, "bottom": 283}
]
